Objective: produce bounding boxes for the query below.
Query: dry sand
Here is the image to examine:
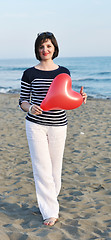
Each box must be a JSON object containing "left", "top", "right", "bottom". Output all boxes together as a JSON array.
[{"left": 0, "top": 93, "right": 111, "bottom": 240}]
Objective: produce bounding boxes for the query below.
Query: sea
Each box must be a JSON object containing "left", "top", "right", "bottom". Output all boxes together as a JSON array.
[{"left": 0, "top": 56, "right": 111, "bottom": 99}]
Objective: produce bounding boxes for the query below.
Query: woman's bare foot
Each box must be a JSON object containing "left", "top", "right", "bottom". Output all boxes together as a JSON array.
[{"left": 44, "top": 217, "right": 58, "bottom": 226}]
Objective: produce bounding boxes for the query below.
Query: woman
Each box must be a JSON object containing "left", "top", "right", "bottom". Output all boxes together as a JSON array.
[{"left": 19, "top": 32, "right": 87, "bottom": 226}]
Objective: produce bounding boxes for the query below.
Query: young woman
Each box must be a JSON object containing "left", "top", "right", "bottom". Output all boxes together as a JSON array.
[{"left": 19, "top": 32, "right": 87, "bottom": 226}]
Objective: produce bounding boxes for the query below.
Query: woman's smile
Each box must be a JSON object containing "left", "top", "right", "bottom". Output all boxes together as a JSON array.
[{"left": 43, "top": 52, "right": 49, "bottom": 56}]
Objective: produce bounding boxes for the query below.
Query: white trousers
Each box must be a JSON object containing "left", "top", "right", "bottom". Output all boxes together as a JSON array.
[{"left": 26, "top": 120, "right": 67, "bottom": 220}]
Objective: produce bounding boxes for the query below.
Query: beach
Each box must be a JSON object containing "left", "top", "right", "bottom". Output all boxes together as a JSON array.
[{"left": 0, "top": 93, "right": 111, "bottom": 240}]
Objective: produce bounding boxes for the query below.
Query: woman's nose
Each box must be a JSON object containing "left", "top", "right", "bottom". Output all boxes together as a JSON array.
[{"left": 43, "top": 46, "right": 47, "bottom": 52}]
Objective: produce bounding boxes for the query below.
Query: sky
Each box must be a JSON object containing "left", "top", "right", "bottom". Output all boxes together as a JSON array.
[{"left": 0, "top": 0, "right": 111, "bottom": 58}]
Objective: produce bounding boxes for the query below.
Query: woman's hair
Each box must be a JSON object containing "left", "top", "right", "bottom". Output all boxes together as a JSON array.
[{"left": 34, "top": 32, "right": 59, "bottom": 60}]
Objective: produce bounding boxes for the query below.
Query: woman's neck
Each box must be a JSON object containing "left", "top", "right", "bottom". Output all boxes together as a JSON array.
[{"left": 35, "top": 60, "right": 59, "bottom": 71}]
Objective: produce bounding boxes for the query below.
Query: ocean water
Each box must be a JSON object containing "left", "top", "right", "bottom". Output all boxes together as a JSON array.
[{"left": 0, "top": 57, "right": 111, "bottom": 99}]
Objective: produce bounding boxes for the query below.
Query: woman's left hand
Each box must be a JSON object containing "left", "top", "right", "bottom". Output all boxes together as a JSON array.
[{"left": 80, "top": 86, "right": 87, "bottom": 104}]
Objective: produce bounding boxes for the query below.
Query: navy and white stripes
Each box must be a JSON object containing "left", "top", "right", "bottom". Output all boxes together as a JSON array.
[{"left": 19, "top": 66, "right": 70, "bottom": 126}]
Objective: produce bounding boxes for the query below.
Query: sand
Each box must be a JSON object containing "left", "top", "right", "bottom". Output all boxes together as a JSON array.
[{"left": 0, "top": 93, "right": 111, "bottom": 240}]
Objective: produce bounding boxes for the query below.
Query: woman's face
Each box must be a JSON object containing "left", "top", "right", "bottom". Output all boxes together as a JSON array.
[{"left": 38, "top": 39, "right": 55, "bottom": 61}]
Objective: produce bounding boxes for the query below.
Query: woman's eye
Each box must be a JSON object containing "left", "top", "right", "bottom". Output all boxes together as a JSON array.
[{"left": 47, "top": 45, "right": 51, "bottom": 48}]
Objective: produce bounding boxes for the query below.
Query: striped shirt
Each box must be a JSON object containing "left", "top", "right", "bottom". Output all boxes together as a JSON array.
[{"left": 19, "top": 66, "right": 70, "bottom": 126}]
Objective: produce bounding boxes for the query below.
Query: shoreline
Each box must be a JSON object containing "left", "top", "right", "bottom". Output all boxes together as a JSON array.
[
  {"left": 0, "top": 93, "right": 111, "bottom": 239},
  {"left": 0, "top": 92, "right": 111, "bottom": 100}
]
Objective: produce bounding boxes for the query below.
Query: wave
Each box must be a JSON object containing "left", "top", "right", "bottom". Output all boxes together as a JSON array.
[
  {"left": 73, "top": 78, "right": 95, "bottom": 81},
  {"left": 0, "top": 87, "right": 20, "bottom": 94},
  {"left": 0, "top": 66, "right": 26, "bottom": 71},
  {"left": 0, "top": 86, "right": 111, "bottom": 100},
  {"left": 90, "top": 71, "right": 111, "bottom": 76},
  {"left": 73, "top": 78, "right": 111, "bottom": 82}
]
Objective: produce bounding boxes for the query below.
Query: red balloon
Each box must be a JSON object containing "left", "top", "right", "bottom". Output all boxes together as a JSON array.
[{"left": 40, "top": 73, "right": 83, "bottom": 111}]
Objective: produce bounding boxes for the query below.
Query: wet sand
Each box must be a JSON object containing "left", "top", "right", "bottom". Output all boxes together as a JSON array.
[{"left": 0, "top": 93, "right": 111, "bottom": 240}]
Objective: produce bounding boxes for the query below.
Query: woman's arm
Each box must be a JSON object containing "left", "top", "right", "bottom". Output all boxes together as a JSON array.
[
  {"left": 21, "top": 102, "right": 42, "bottom": 115},
  {"left": 21, "top": 101, "right": 31, "bottom": 112}
]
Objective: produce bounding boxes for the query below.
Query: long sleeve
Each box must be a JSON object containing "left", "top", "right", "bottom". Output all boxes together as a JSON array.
[{"left": 19, "top": 71, "right": 31, "bottom": 107}]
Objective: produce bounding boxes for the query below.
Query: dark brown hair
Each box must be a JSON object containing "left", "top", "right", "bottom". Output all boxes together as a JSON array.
[{"left": 34, "top": 32, "right": 59, "bottom": 60}]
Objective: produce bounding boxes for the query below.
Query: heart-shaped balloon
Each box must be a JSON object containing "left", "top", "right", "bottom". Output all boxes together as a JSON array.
[{"left": 40, "top": 73, "right": 83, "bottom": 111}]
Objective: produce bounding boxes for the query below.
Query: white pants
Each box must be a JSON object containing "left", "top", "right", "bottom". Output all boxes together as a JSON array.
[{"left": 26, "top": 120, "right": 67, "bottom": 220}]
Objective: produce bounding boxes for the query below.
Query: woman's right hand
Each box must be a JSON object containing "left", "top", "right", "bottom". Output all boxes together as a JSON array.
[{"left": 30, "top": 104, "right": 43, "bottom": 115}]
